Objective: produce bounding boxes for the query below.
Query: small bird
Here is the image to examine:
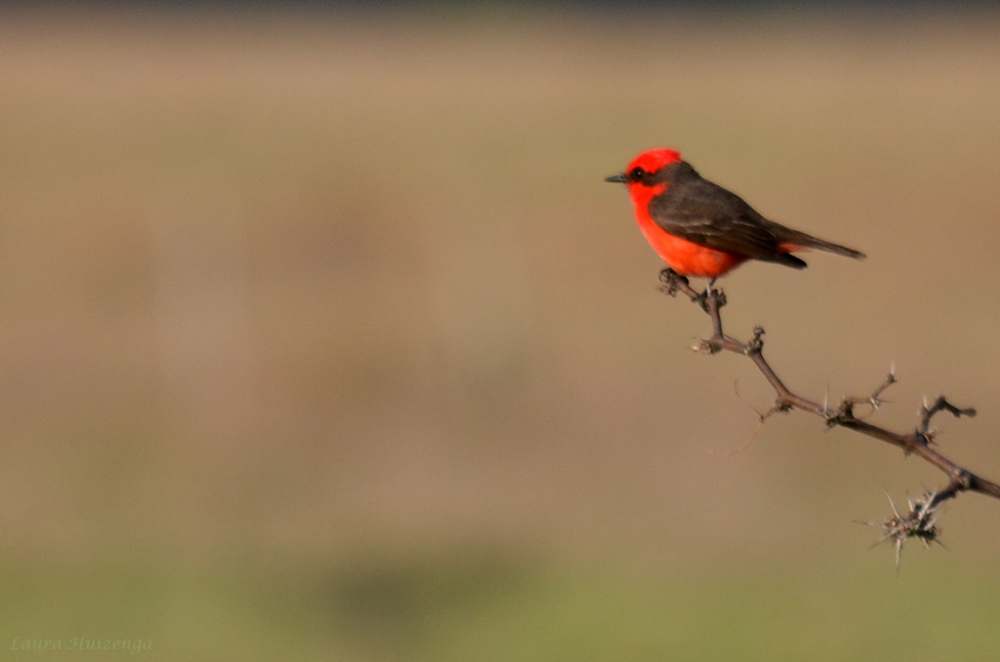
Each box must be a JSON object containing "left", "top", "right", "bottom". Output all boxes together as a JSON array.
[{"left": 606, "top": 148, "right": 865, "bottom": 279}]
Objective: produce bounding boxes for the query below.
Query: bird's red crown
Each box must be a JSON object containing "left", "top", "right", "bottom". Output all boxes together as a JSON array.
[{"left": 627, "top": 148, "right": 682, "bottom": 177}]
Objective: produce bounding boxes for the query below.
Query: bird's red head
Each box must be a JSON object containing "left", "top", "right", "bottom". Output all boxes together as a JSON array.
[
  {"left": 605, "top": 148, "right": 683, "bottom": 207},
  {"left": 625, "top": 148, "right": 682, "bottom": 178}
]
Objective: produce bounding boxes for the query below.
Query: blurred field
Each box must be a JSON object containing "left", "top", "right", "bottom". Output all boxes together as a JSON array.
[{"left": 0, "top": 5, "right": 999, "bottom": 660}]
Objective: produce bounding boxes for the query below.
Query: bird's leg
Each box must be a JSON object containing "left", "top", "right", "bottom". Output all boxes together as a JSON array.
[
  {"left": 703, "top": 277, "right": 717, "bottom": 305},
  {"left": 691, "top": 288, "right": 711, "bottom": 313}
]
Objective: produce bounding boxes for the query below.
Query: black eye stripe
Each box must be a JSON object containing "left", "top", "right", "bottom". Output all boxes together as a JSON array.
[{"left": 628, "top": 167, "right": 646, "bottom": 181}]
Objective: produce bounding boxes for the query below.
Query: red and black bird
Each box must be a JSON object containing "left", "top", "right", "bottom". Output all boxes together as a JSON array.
[{"left": 606, "top": 148, "right": 865, "bottom": 279}]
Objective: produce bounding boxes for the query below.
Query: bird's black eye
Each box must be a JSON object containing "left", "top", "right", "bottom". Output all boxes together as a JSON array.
[{"left": 628, "top": 167, "right": 646, "bottom": 181}]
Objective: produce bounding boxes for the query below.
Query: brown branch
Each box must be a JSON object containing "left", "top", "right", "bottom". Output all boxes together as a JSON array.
[{"left": 657, "top": 268, "right": 1000, "bottom": 559}]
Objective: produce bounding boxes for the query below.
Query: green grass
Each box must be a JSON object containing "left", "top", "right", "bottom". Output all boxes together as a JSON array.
[{"left": 1, "top": 554, "right": 999, "bottom": 661}]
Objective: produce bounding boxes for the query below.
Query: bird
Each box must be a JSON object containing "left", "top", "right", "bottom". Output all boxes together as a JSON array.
[{"left": 606, "top": 148, "right": 865, "bottom": 280}]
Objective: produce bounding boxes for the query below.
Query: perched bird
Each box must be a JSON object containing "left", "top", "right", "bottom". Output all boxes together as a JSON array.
[{"left": 606, "top": 148, "right": 864, "bottom": 279}]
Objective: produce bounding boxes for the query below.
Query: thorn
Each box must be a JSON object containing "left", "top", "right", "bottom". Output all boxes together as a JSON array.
[
  {"left": 865, "top": 488, "right": 943, "bottom": 570},
  {"left": 885, "top": 488, "right": 900, "bottom": 518}
]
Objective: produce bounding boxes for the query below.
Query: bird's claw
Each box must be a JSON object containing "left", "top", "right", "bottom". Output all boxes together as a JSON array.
[
  {"left": 691, "top": 289, "right": 710, "bottom": 312},
  {"left": 694, "top": 285, "right": 725, "bottom": 313},
  {"left": 657, "top": 268, "right": 687, "bottom": 297}
]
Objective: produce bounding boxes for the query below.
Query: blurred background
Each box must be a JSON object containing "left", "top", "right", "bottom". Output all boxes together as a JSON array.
[{"left": 1, "top": 2, "right": 999, "bottom": 659}]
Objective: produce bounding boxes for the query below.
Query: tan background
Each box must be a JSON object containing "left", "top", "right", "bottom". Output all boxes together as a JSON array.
[{"left": 0, "top": 7, "right": 998, "bottom": 660}]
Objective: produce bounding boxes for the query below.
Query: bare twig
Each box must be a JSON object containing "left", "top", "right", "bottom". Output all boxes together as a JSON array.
[
  {"left": 841, "top": 370, "right": 897, "bottom": 418},
  {"left": 657, "top": 267, "right": 1000, "bottom": 559}
]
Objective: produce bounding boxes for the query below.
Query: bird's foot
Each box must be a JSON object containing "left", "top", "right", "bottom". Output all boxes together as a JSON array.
[
  {"left": 657, "top": 268, "right": 688, "bottom": 297},
  {"left": 706, "top": 286, "right": 726, "bottom": 310},
  {"left": 692, "top": 283, "right": 726, "bottom": 314},
  {"left": 691, "top": 289, "right": 710, "bottom": 312},
  {"left": 658, "top": 269, "right": 725, "bottom": 313}
]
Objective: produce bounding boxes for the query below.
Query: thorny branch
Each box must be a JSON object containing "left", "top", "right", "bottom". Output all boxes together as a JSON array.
[{"left": 658, "top": 268, "right": 1000, "bottom": 565}]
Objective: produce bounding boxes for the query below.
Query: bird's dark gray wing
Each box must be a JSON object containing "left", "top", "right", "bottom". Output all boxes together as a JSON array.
[{"left": 647, "top": 163, "right": 806, "bottom": 268}]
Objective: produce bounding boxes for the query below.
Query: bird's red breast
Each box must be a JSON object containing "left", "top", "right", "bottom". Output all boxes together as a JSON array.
[{"left": 634, "top": 204, "right": 747, "bottom": 278}]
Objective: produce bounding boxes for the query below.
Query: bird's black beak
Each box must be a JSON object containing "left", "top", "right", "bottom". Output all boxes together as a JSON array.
[{"left": 605, "top": 173, "right": 628, "bottom": 184}]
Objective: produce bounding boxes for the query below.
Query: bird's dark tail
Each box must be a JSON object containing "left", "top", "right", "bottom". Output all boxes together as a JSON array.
[{"left": 779, "top": 229, "right": 866, "bottom": 261}]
